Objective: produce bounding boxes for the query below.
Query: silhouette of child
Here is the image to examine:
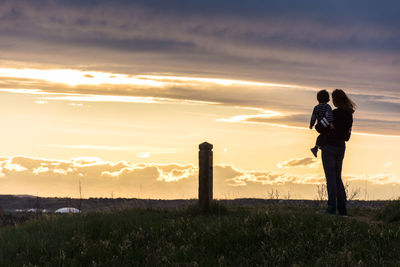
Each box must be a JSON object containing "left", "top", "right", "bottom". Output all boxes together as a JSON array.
[{"left": 309, "top": 89, "right": 334, "bottom": 157}]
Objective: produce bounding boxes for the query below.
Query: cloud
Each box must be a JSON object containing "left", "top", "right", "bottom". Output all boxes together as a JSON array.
[
  {"left": 214, "top": 164, "right": 324, "bottom": 186},
  {"left": 343, "top": 173, "right": 400, "bottom": 185},
  {"left": 384, "top": 162, "right": 393, "bottom": 167},
  {"left": 68, "top": 103, "right": 83, "bottom": 107},
  {"left": 2, "top": 77, "right": 400, "bottom": 136},
  {"left": 219, "top": 108, "right": 400, "bottom": 137},
  {"left": 2, "top": 1, "right": 399, "bottom": 54},
  {"left": 214, "top": 164, "right": 399, "bottom": 187},
  {"left": 0, "top": 156, "right": 198, "bottom": 198},
  {"left": 219, "top": 112, "right": 308, "bottom": 129},
  {"left": 0, "top": 0, "right": 399, "bottom": 97},
  {"left": 136, "top": 152, "right": 150, "bottom": 159},
  {"left": 0, "top": 156, "right": 399, "bottom": 199},
  {"left": 352, "top": 117, "right": 400, "bottom": 136},
  {"left": 277, "top": 157, "right": 319, "bottom": 169},
  {"left": 157, "top": 164, "right": 197, "bottom": 182},
  {"left": 214, "top": 164, "right": 243, "bottom": 180},
  {"left": 228, "top": 172, "right": 325, "bottom": 186}
]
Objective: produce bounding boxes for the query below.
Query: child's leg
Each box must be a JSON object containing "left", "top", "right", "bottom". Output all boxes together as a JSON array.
[
  {"left": 310, "top": 147, "right": 318, "bottom": 157},
  {"left": 310, "top": 135, "right": 320, "bottom": 157}
]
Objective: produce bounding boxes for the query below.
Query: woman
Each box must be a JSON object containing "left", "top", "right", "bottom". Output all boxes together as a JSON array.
[{"left": 321, "top": 89, "right": 355, "bottom": 216}]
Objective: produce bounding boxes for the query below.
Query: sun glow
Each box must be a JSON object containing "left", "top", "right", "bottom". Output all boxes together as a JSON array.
[
  {"left": 0, "top": 67, "right": 308, "bottom": 89},
  {"left": 137, "top": 75, "right": 305, "bottom": 89},
  {"left": 218, "top": 110, "right": 283, "bottom": 123},
  {"left": 0, "top": 68, "right": 165, "bottom": 87},
  {"left": 1, "top": 67, "right": 399, "bottom": 138}
]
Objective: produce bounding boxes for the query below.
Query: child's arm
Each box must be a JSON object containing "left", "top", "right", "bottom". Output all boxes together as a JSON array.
[
  {"left": 325, "top": 105, "right": 334, "bottom": 124},
  {"left": 325, "top": 105, "right": 334, "bottom": 129}
]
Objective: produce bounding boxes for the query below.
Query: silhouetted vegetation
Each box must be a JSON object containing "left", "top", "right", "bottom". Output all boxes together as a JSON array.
[
  {"left": 186, "top": 200, "right": 229, "bottom": 216},
  {"left": 374, "top": 199, "right": 400, "bottom": 223},
  {"left": 1, "top": 202, "right": 400, "bottom": 266}
]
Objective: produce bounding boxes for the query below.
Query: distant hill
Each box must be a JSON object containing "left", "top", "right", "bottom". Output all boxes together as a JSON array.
[{"left": 0, "top": 195, "right": 391, "bottom": 213}]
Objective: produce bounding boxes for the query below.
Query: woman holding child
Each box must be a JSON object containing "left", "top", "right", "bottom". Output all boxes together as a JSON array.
[{"left": 310, "top": 89, "right": 356, "bottom": 216}]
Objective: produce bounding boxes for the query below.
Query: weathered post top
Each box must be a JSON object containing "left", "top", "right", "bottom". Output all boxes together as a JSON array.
[{"left": 199, "top": 142, "right": 213, "bottom": 150}]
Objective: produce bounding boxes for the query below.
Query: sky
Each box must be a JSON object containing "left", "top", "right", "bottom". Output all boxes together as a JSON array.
[{"left": 0, "top": 0, "right": 399, "bottom": 200}]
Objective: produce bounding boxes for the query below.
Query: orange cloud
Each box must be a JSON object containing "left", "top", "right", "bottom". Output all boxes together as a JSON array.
[
  {"left": 277, "top": 157, "right": 319, "bottom": 169},
  {"left": 0, "top": 156, "right": 398, "bottom": 199}
]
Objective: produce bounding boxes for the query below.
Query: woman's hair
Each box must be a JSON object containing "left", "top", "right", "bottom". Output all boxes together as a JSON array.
[
  {"left": 317, "top": 89, "right": 330, "bottom": 103},
  {"left": 332, "top": 89, "right": 356, "bottom": 113}
]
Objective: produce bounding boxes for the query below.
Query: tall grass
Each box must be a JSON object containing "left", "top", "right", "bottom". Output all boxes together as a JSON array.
[
  {"left": 0, "top": 203, "right": 399, "bottom": 266},
  {"left": 374, "top": 200, "right": 400, "bottom": 223}
]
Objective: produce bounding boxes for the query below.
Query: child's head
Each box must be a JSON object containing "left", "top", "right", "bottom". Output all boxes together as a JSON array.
[{"left": 317, "top": 89, "right": 329, "bottom": 104}]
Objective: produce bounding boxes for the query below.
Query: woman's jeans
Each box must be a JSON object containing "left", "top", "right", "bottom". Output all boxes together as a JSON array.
[{"left": 321, "top": 145, "right": 347, "bottom": 215}]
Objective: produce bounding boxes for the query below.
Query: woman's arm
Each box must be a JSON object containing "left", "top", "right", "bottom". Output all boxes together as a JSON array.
[{"left": 333, "top": 109, "right": 353, "bottom": 142}]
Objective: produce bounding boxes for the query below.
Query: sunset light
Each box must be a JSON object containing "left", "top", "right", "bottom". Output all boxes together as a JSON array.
[
  {"left": 1, "top": 1, "right": 399, "bottom": 264},
  {"left": 0, "top": 0, "right": 399, "bottom": 202},
  {"left": 0, "top": 68, "right": 165, "bottom": 87}
]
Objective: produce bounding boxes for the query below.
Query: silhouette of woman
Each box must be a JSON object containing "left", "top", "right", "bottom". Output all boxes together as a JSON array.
[{"left": 320, "top": 89, "right": 355, "bottom": 216}]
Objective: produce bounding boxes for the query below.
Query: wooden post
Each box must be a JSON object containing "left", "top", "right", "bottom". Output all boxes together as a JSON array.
[{"left": 199, "top": 142, "right": 213, "bottom": 210}]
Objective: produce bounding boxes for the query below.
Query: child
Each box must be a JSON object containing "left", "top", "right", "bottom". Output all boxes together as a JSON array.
[{"left": 309, "top": 89, "right": 334, "bottom": 157}]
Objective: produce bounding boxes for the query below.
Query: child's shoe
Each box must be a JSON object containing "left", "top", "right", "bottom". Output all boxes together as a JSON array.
[{"left": 310, "top": 146, "right": 318, "bottom": 157}]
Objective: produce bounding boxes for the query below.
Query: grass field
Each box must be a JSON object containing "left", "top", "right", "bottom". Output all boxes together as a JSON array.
[{"left": 1, "top": 201, "right": 400, "bottom": 266}]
